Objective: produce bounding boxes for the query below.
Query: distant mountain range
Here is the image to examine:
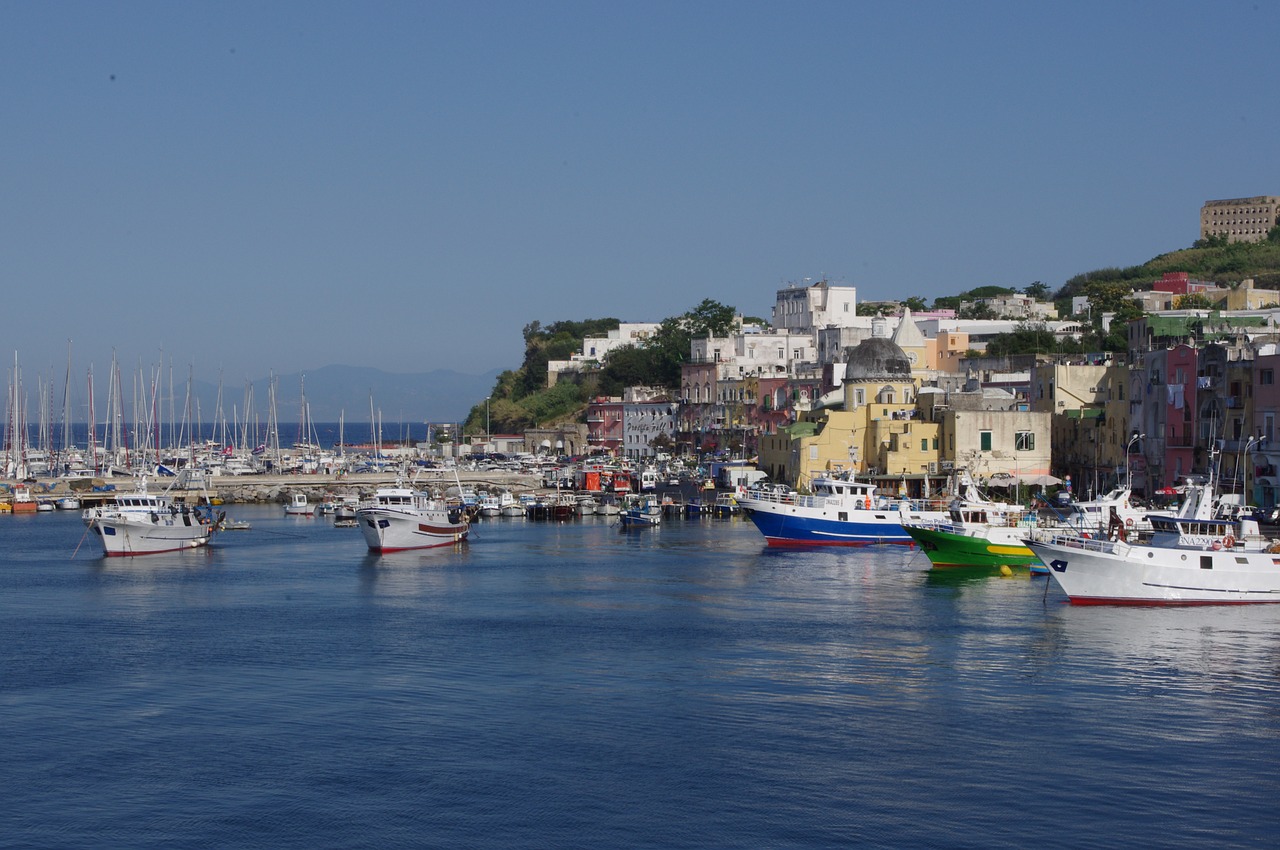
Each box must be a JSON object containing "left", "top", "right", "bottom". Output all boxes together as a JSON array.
[{"left": 189, "top": 364, "right": 504, "bottom": 425}]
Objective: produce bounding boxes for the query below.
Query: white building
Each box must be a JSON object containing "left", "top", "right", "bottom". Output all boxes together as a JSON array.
[
  {"left": 771, "top": 279, "right": 858, "bottom": 335},
  {"left": 622, "top": 399, "right": 678, "bottom": 460},
  {"left": 690, "top": 330, "right": 813, "bottom": 379},
  {"left": 579, "top": 322, "right": 662, "bottom": 362}
]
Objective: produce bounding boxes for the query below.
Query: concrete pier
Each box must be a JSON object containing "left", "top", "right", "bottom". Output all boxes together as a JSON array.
[{"left": 4, "top": 469, "right": 545, "bottom": 507}]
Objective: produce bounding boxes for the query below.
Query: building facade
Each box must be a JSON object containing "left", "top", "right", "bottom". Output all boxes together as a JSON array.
[{"left": 1201, "top": 196, "right": 1280, "bottom": 244}]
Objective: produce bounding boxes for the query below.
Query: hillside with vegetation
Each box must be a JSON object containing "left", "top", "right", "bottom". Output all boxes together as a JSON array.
[
  {"left": 1053, "top": 231, "right": 1280, "bottom": 303},
  {"left": 458, "top": 232, "right": 1280, "bottom": 436},
  {"left": 461, "top": 299, "right": 736, "bottom": 437}
]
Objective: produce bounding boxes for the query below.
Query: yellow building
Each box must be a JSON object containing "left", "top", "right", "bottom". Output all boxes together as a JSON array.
[{"left": 757, "top": 335, "right": 940, "bottom": 494}]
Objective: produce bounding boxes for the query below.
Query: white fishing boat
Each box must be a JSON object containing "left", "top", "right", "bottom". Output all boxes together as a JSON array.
[
  {"left": 55, "top": 496, "right": 81, "bottom": 510},
  {"left": 357, "top": 479, "right": 469, "bottom": 552},
  {"left": 284, "top": 493, "right": 314, "bottom": 516},
  {"left": 478, "top": 492, "right": 505, "bottom": 517},
  {"left": 333, "top": 495, "right": 359, "bottom": 524},
  {"left": 1028, "top": 462, "right": 1280, "bottom": 605},
  {"left": 81, "top": 474, "right": 218, "bottom": 556}
]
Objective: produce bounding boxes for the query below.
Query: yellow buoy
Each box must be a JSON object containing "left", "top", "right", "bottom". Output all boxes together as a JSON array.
[{"left": 999, "top": 564, "right": 1014, "bottom": 578}]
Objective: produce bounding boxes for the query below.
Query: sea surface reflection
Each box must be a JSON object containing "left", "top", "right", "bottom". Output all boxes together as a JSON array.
[{"left": 2, "top": 507, "right": 1279, "bottom": 848}]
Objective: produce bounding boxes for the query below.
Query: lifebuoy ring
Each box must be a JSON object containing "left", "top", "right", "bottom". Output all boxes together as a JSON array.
[
  {"left": 1224, "top": 535, "right": 1235, "bottom": 548},
  {"left": 1125, "top": 518, "right": 1134, "bottom": 528}
]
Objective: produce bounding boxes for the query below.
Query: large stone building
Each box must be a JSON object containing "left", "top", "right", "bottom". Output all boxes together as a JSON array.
[
  {"left": 1200, "top": 196, "right": 1280, "bottom": 244},
  {"left": 771, "top": 278, "right": 857, "bottom": 335}
]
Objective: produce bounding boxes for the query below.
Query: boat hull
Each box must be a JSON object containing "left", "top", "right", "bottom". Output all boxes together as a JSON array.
[
  {"left": 357, "top": 508, "right": 469, "bottom": 552},
  {"left": 1029, "top": 538, "right": 1280, "bottom": 605},
  {"left": 738, "top": 499, "right": 943, "bottom": 546},
  {"left": 907, "top": 524, "right": 1043, "bottom": 569},
  {"left": 90, "top": 516, "right": 213, "bottom": 556}
]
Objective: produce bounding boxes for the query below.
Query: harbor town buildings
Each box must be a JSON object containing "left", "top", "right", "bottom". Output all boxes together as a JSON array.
[{"left": 571, "top": 267, "right": 1280, "bottom": 509}]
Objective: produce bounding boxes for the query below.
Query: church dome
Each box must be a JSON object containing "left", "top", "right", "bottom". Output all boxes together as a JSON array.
[{"left": 843, "top": 336, "right": 912, "bottom": 382}]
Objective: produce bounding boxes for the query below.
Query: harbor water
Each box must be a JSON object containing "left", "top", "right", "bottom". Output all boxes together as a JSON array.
[{"left": 3, "top": 508, "right": 1280, "bottom": 848}]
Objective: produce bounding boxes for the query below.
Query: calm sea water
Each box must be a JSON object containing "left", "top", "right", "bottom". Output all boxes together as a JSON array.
[{"left": 3, "top": 509, "right": 1280, "bottom": 849}]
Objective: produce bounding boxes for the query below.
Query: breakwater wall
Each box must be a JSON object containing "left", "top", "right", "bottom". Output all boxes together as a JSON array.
[{"left": 4, "top": 470, "right": 545, "bottom": 506}]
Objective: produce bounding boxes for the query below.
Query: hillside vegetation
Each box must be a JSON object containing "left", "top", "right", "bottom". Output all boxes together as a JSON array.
[
  {"left": 459, "top": 233, "right": 1280, "bottom": 438},
  {"left": 461, "top": 300, "right": 735, "bottom": 437},
  {"left": 1054, "top": 232, "right": 1280, "bottom": 302}
]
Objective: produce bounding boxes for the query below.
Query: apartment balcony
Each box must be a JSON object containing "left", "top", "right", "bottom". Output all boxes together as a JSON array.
[{"left": 1165, "top": 434, "right": 1195, "bottom": 448}]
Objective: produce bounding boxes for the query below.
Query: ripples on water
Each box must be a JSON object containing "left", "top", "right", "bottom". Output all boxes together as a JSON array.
[{"left": 3, "top": 509, "right": 1280, "bottom": 848}]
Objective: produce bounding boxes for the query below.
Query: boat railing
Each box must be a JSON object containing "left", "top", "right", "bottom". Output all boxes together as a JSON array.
[{"left": 1031, "top": 529, "right": 1129, "bottom": 556}]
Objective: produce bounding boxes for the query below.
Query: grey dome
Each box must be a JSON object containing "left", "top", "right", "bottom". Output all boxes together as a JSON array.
[{"left": 843, "top": 337, "right": 911, "bottom": 382}]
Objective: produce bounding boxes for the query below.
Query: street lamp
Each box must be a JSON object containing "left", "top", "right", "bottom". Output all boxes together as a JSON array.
[
  {"left": 1241, "top": 435, "right": 1258, "bottom": 505},
  {"left": 1126, "top": 432, "right": 1145, "bottom": 492}
]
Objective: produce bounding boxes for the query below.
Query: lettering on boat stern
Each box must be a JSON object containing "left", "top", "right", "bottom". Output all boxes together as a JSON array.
[{"left": 1050, "top": 559, "right": 1068, "bottom": 573}]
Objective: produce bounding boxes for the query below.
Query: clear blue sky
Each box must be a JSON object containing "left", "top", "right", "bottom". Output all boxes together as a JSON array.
[{"left": 3, "top": 1, "right": 1277, "bottom": 385}]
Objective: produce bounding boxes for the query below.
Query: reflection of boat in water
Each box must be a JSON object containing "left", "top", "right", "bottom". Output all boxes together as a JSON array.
[
  {"left": 1029, "top": 465, "right": 1280, "bottom": 605},
  {"left": 1043, "top": 602, "right": 1280, "bottom": 696},
  {"left": 923, "top": 563, "right": 1041, "bottom": 588}
]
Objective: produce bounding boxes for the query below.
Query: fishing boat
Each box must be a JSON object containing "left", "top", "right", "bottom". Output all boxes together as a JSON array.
[
  {"left": 283, "top": 493, "right": 314, "bottom": 516},
  {"left": 620, "top": 498, "right": 662, "bottom": 528},
  {"left": 503, "top": 495, "right": 532, "bottom": 517},
  {"left": 736, "top": 472, "right": 948, "bottom": 547},
  {"left": 1027, "top": 463, "right": 1280, "bottom": 605},
  {"left": 478, "top": 492, "right": 503, "bottom": 517},
  {"left": 81, "top": 474, "right": 218, "bottom": 556},
  {"left": 906, "top": 501, "right": 1042, "bottom": 570},
  {"left": 710, "top": 493, "right": 740, "bottom": 517},
  {"left": 9, "top": 483, "right": 38, "bottom": 514},
  {"left": 55, "top": 496, "right": 81, "bottom": 510},
  {"left": 333, "top": 496, "right": 359, "bottom": 523},
  {"left": 357, "top": 479, "right": 469, "bottom": 552},
  {"left": 906, "top": 477, "right": 1150, "bottom": 572}
]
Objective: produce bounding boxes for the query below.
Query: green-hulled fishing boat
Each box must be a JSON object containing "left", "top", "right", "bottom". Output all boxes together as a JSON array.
[{"left": 905, "top": 521, "right": 1043, "bottom": 570}]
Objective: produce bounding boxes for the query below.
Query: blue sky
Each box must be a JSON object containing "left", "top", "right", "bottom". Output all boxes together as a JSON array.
[{"left": 3, "top": 1, "right": 1278, "bottom": 386}]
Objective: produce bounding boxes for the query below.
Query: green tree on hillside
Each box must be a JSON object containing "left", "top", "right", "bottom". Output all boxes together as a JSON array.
[
  {"left": 685, "top": 298, "right": 737, "bottom": 337},
  {"left": 1024, "top": 281, "right": 1051, "bottom": 300},
  {"left": 963, "top": 285, "right": 1016, "bottom": 299}
]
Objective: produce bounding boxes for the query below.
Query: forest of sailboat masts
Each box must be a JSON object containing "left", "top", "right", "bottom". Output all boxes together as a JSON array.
[{"left": 3, "top": 350, "right": 409, "bottom": 480}]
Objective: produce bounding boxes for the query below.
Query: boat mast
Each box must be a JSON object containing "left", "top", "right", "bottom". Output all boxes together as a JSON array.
[
  {"left": 86, "top": 366, "right": 97, "bottom": 474},
  {"left": 60, "top": 340, "right": 73, "bottom": 461}
]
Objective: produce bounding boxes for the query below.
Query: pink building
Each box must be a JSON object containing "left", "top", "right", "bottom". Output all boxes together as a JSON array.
[
  {"left": 1252, "top": 352, "right": 1280, "bottom": 508},
  {"left": 1152, "top": 271, "right": 1215, "bottom": 296},
  {"left": 585, "top": 397, "right": 624, "bottom": 455},
  {"left": 1134, "top": 344, "right": 1197, "bottom": 491}
]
